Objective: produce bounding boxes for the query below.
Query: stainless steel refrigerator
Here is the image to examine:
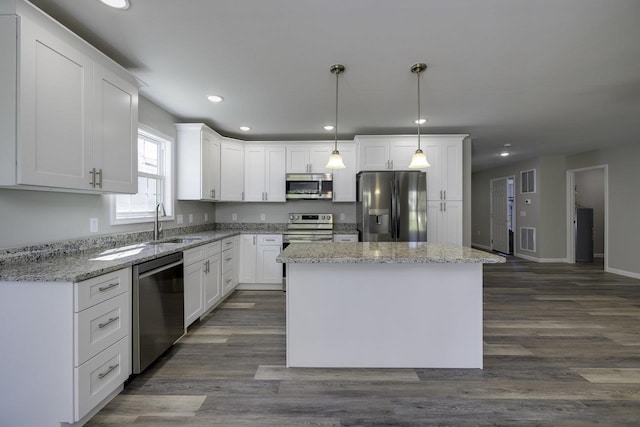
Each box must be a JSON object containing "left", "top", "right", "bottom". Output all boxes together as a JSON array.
[{"left": 356, "top": 171, "right": 427, "bottom": 242}]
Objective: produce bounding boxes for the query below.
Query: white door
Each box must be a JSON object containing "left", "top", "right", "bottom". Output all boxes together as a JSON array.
[
  {"left": 426, "top": 201, "right": 441, "bottom": 243},
  {"left": 491, "top": 177, "right": 509, "bottom": 253},
  {"left": 93, "top": 63, "right": 138, "bottom": 193},
  {"left": 442, "top": 201, "right": 463, "bottom": 245},
  {"left": 359, "top": 141, "right": 389, "bottom": 170},
  {"left": 244, "top": 145, "right": 265, "bottom": 201},
  {"left": 19, "top": 19, "right": 93, "bottom": 190},
  {"left": 239, "top": 235, "right": 257, "bottom": 283},
  {"left": 203, "top": 253, "right": 221, "bottom": 311},
  {"left": 220, "top": 140, "right": 244, "bottom": 201},
  {"left": 389, "top": 139, "right": 418, "bottom": 171},
  {"left": 201, "top": 130, "right": 215, "bottom": 200},
  {"left": 184, "top": 262, "right": 204, "bottom": 327},
  {"left": 444, "top": 141, "right": 463, "bottom": 200},
  {"left": 308, "top": 144, "right": 333, "bottom": 173},
  {"left": 333, "top": 144, "right": 356, "bottom": 202},
  {"left": 286, "top": 145, "right": 309, "bottom": 173},
  {"left": 257, "top": 244, "right": 282, "bottom": 283},
  {"left": 423, "top": 142, "right": 443, "bottom": 201},
  {"left": 264, "top": 145, "right": 286, "bottom": 201}
]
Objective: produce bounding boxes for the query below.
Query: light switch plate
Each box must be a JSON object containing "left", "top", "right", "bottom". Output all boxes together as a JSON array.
[
  {"left": 188, "top": 213, "right": 193, "bottom": 223},
  {"left": 520, "top": 211, "right": 527, "bottom": 217},
  {"left": 260, "top": 213, "right": 266, "bottom": 221},
  {"left": 204, "top": 213, "right": 209, "bottom": 222},
  {"left": 232, "top": 213, "right": 238, "bottom": 221},
  {"left": 340, "top": 213, "right": 346, "bottom": 221},
  {"left": 177, "top": 214, "right": 183, "bottom": 224}
]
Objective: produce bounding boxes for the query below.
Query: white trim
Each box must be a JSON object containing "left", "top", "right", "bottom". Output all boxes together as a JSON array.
[
  {"left": 472, "top": 242, "right": 491, "bottom": 251},
  {"left": 236, "top": 283, "right": 284, "bottom": 291},
  {"left": 594, "top": 253, "right": 604, "bottom": 259},
  {"left": 605, "top": 267, "right": 640, "bottom": 280},
  {"left": 514, "top": 253, "right": 566, "bottom": 263},
  {"left": 515, "top": 252, "right": 538, "bottom": 262},
  {"left": 539, "top": 258, "right": 568, "bottom": 263}
]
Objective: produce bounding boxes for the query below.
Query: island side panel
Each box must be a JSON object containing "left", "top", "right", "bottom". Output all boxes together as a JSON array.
[{"left": 286, "top": 262, "right": 483, "bottom": 368}]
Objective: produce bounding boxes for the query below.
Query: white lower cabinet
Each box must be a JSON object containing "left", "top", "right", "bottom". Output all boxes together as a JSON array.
[
  {"left": 427, "top": 200, "right": 463, "bottom": 245},
  {"left": 221, "top": 236, "right": 237, "bottom": 296},
  {"left": 183, "top": 241, "right": 222, "bottom": 327},
  {"left": 0, "top": 267, "right": 132, "bottom": 426},
  {"left": 239, "top": 234, "right": 283, "bottom": 288}
]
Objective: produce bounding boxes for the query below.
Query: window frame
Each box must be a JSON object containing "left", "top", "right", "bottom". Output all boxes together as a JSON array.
[{"left": 110, "top": 124, "right": 175, "bottom": 225}]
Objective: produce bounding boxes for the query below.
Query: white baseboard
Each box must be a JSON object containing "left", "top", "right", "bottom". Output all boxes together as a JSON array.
[
  {"left": 515, "top": 253, "right": 566, "bottom": 263},
  {"left": 594, "top": 253, "right": 604, "bottom": 259},
  {"left": 237, "top": 283, "right": 284, "bottom": 291},
  {"left": 471, "top": 242, "right": 491, "bottom": 251},
  {"left": 605, "top": 267, "right": 640, "bottom": 280}
]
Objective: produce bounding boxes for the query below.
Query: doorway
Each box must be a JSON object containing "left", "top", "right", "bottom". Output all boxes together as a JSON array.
[
  {"left": 566, "top": 165, "right": 607, "bottom": 270},
  {"left": 490, "top": 176, "right": 515, "bottom": 255}
]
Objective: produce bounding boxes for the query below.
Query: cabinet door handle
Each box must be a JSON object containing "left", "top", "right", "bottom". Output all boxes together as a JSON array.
[
  {"left": 96, "top": 168, "right": 103, "bottom": 189},
  {"left": 98, "top": 282, "right": 118, "bottom": 292},
  {"left": 225, "top": 241, "right": 233, "bottom": 246},
  {"left": 89, "top": 168, "right": 96, "bottom": 187},
  {"left": 443, "top": 190, "right": 446, "bottom": 200},
  {"left": 264, "top": 192, "right": 268, "bottom": 201},
  {"left": 440, "top": 190, "right": 443, "bottom": 200},
  {"left": 390, "top": 160, "right": 393, "bottom": 169},
  {"left": 265, "top": 238, "right": 275, "bottom": 242},
  {"left": 98, "top": 316, "right": 119, "bottom": 329},
  {"left": 98, "top": 363, "right": 119, "bottom": 380},
  {"left": 242, "top": 191, "right": 244, "bottom": 201},
  {"left": 440, "top": 202, "right": 443, "bottom": 212},
  {"left": 213, "top": 189, "right": 216, "bottom": 199},
  {"left": 253, "top": 236, "right": 256, "bottom": 245}
]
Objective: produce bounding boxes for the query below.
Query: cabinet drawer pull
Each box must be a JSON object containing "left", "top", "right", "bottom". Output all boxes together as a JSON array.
[
  {"left": 96, "top": 168, "right": 103, "bottom": 189},
  {"left": 98, "top": 317, "right": 119, "bottom": 329},
  {"left": 89, "top": 168, "right": 96, "bottom": 187},
  {"left": 225, "top": 241, "right": 233, "bottom": 246},
  {"left": 226, "top": 278, "right": 232, "bottom": 284},
  {"left": 98, "top": 363, "right": 119, "bottom": 380},
  {"left": 264, "top": 238, "right": 275, "bottom": 242},
  {"left": 98, "top": 282, "right": 119, "bottom": 292},
  {"left": 225, "top": 257, "right": 232, "bottom": 262}
]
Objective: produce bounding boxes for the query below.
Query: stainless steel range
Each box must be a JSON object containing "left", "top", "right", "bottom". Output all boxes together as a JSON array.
[
  {"left": 282, "top": 214, "right": 334, "bottom": 288},
  {"left": 283, "top": 213, "right": 334, "bottom": 243}
]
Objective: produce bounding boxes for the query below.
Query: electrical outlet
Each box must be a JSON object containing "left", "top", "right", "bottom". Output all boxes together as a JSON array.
[
  {"left": 89, "top": 218, "right": 98, "bottom": 233},
  {"left": 260, "top": 213, "right": 266, "bottom": 221},
  {"left": 204, "top": 213, "right": 209, "bottom": 222},
  {"left": 232, "top": 213, "right": 238, "bottom": 221},
  {"left": 339, "top": 213, "right": 346, "bottom": 221},
  {"left": 188, "top": 213, "right": 193, "bottom": 223},
  {"left": 177, "top": 214, "right": 183, "bottom": 224},
  {"left": 520, "top": 211, "right": 527, "bottom": 217}
]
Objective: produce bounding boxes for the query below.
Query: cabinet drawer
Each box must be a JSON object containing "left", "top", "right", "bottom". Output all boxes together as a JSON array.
[
  {"left": 333, "top": 234, "right": 358, "bottom": 242},
  {"left": 75, "top": 268, "right": 130, "bottom": 312},
  {"left": 204, "top": 241, "right": 222, "bottom": 257},
  {"left": 222, "top": 249, "right": 234, "bottom": 273},
  {"left": 75, "top": 337, "right": 130, "bottom": 421},
  {"left": 75, "top": 292, "right": 130, "bottom": 366},
  {"left": 257, "top": 234, "right": 282, "bottom": 245},
  {"left": 183, "top": 245, "right": 204, "bottom": 266},
  {"left": 222, "top": 269, "right": 234, "bottom": 296},
  {"left": 222, "top": 237, "right": 235, "bottom": 251}
]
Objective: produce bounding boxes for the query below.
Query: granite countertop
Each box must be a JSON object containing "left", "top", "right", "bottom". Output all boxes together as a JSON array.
[
  {"left": 277, "top": 242, "right": 505, "bottom": 264},
  {"left": 0, "top": 230, "right": 241, "bottom": 283}
]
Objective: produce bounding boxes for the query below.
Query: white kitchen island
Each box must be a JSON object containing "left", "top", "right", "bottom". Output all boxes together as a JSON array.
[{"left": 277, "top": 242, "right": 504, "bottom": 369}]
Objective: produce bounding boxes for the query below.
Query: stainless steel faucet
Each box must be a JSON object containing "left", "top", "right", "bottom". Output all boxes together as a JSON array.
[{"left": 154, "top": 202, "right": 166, "bottom": 240}]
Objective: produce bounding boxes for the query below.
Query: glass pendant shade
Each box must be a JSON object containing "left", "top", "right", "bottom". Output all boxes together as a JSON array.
[
  {"left": 408, "top": 148, "right": 430, "bottom": 169},
  {"left": 325, "top": 150, "right": 346, "bottom": 169}
]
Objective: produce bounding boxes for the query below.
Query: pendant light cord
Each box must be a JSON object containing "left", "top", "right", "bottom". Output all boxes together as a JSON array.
[
  {"left": 334, "top": 70, "right": 339, "bottom": 151},
  {"left": 417, "top": 69, "right": 421, "bottom": 151}
]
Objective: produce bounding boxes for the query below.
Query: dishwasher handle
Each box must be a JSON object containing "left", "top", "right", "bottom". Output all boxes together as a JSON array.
[{"left": 138, "top": 260, "right": 183, "bottom": 280}]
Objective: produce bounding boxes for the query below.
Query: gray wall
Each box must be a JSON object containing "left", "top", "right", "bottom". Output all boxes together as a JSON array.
[
  {"left": 566, "top": 142, "right": 640, "bottom": 276},
  {"left": 472, "top": 157, "right": 542, "bottom": 257},
  {"left": 575, "top": 168, "right": 605, "bottom": 255},
  {"left": 215, "top": 201, "right": 356, "bottom": 225},
  {"left": 0, "top": 97, "right": 216, "bottom": 249},
  {"left": 537, "top": 156, "right": 567, "bottom": 260}
]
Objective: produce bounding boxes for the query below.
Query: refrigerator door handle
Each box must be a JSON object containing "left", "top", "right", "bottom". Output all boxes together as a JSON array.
[
  {"left": 394, "top": 180, "right": 400, "bottom": 241},
  {"left": 390, "top": 180, "right": 396, "bottom": 239}
]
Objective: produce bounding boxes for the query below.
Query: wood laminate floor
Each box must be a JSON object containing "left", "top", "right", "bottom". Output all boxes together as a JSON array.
[{"left": 88, "top": 258, "right": 640, "bottom": 426}]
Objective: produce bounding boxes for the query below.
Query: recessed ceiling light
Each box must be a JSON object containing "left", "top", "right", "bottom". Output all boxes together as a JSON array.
[
  {"left": 240, "top": 126, "right": 251, "bottom": 131},
  {"left": 504, "top": 143, "right": 511, "bottom": 148},
  {"left": 500, "top": 151, "right": 510, "bottom": 157},
  {"left": 207, "top": 95, "right": 224, "bottom": 103},
  {"left": 323, "top": 125, "right": 334, "bottom": 131},
  {"left": 414, "top": 118, "right": 427, "bottom": 125},
  {"left": 99, "top": 0, "right": 130, "bottom": 9}
]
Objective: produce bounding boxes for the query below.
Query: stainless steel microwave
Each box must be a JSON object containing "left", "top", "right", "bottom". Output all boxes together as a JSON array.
[{"left": 285, "top": 173, "right": 333, "bottom": 200}]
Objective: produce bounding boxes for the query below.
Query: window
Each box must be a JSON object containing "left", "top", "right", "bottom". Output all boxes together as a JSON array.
[
  {"left": 520, "top": 169, "right": 536, "bottom": 194},
  {"left": 112, "top": 125, "right": 174, "bottom": 224}
]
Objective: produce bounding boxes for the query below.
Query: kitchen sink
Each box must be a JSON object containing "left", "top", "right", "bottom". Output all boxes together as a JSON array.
[{"left": 146, "top": 237, "right": 203, "bottom": 245}]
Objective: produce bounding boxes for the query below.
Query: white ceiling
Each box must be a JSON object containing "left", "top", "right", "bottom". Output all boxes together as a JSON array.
[{"left": 28, "top": 0, "right": 640, "bottom": 171}]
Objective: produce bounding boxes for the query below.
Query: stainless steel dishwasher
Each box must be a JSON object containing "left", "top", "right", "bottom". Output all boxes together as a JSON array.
[{"left": 132, "top": 252, "right": 184, "bottom": 374}]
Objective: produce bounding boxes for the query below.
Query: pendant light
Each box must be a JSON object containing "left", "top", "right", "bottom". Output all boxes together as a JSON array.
[
  {"left": 325, "top": 64, "right": 346, "bottom": 169},
  {"left": 408, "top": 63, "right": 431, "bottom": 169}
]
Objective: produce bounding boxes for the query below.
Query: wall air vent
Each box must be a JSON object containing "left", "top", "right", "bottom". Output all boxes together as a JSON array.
[
  {"left": 520, "top": 227, "right": 536, "bottom": 252},
  {"left": 520, "top": 169, "right": 536, "bottom": 194}
]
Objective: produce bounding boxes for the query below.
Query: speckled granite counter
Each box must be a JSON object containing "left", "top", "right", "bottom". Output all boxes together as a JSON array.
[
  {"left": 277, "top": 242, "right": 505, "bottom": 264},
  {"left": 0, "top": 230, "right": 239, "bottom": 282}
]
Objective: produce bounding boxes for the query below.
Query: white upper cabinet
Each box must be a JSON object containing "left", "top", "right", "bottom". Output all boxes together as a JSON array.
[
  {"left": 244, "top": 144, "right": 286, "bottom": 202},
  {"left": 356, "top": 136, "right": 418, "bottom": 171},
  {"left": 176, "top": 124, "right": 221, "bottom": 201},
  {"left": 0, "top": 2, "right": 138, "bottom": 193},
  {"left": 286, "top": 143, "right": 333, "bottom": 174},
  {"left": 423, "top": 136, "right": 463, "bottom": 201},
  {"left": 332, "top": 142, "right": 356, "bottom": 202},
  {"left": 220, "top": 138, "right": 244, "bottom": 201}
]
